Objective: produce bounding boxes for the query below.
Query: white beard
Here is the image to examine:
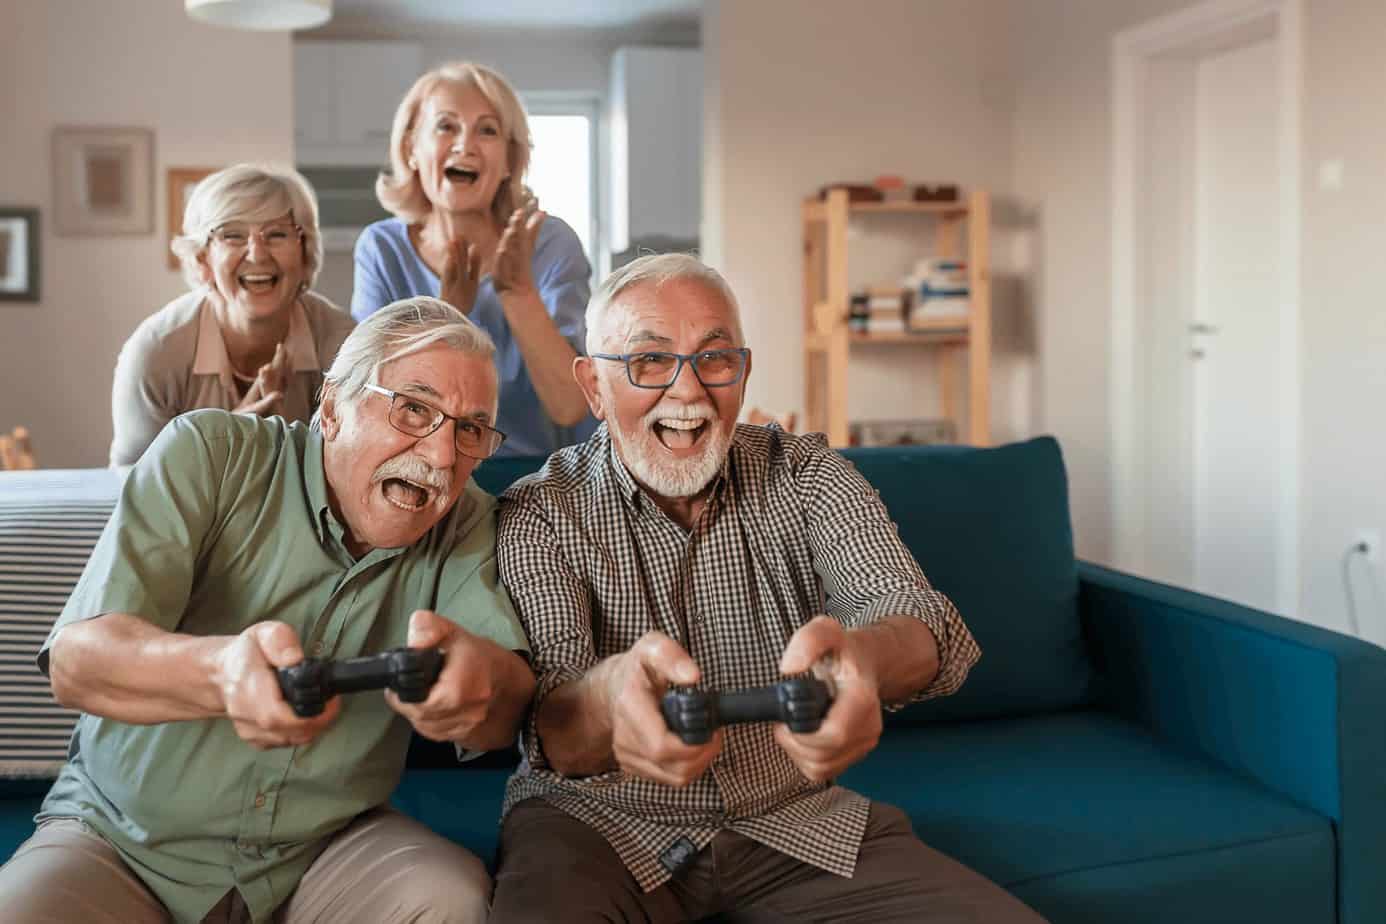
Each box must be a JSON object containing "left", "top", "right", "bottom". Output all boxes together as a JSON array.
[{"left": 608, "top": 400, "right": 731, "bottom": 499}]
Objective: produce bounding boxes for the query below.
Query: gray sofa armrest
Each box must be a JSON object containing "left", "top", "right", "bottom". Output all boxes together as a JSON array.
[{"left": 0, "top": 468, "right": 120, "bottom": 778}]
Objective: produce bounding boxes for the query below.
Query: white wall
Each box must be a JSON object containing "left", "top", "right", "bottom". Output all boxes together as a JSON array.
[
  {"left": 0, "top": 0, "right": 294, "bottom": 469},
  {"left": 1298, "top": 0, "right": 1386, "bottom": 640},
  {"left": 701, "top": 0, "right": 1036, "bottom": 444},
  {"left": 1006, "top": 0, "right": 1386, "bottom": 638}
]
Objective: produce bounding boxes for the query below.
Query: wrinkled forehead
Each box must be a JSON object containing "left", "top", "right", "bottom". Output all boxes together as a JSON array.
[{"left": 602, "top": 278, "right": 743, "bottom": 350}]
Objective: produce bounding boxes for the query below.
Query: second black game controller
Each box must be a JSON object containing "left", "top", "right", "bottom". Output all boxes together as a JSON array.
[
  {"left": 277, "top": 647, "right": 444, "bottom": 718},
  {"left": 661, "top": 677, "right": 834, "bottom": 746}
]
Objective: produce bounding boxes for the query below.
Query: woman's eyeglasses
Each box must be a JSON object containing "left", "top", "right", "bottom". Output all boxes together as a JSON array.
[{"left": 208, "top": 222, "right": 303, "bottom": 254}]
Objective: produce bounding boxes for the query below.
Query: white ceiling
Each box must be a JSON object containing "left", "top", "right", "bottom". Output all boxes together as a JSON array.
[{"left": 330, "top": 0, "right": 700, "bottom": 31}]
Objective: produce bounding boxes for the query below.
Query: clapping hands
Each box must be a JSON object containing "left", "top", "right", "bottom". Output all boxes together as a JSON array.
[
  {"left": 492, "top": 198, "right": 545, "bottom": 298},
  {"left": 434, "top": 197, "right": 544, "bottom": 313},
  {"left": 440, "top": 235, "right": 483, "bottom": 315}
]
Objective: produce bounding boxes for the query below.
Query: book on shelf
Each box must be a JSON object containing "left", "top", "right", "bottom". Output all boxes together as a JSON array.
[{"left": 914, "top": 297, "right": 970, "bottom": 320}]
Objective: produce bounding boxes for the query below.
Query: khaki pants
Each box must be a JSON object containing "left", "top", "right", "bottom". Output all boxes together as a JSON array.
[
  {"left": 491, "top": 798, "right": 1048, "bottom": 923},
  {"left": 0, "top": 807, "right": 489, "bottom": 924}
]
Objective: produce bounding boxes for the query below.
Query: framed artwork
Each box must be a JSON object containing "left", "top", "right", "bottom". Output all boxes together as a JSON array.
[
  {"left": 0, "top": 208, "right": 39, "bottom": 302},
  {"left": 51, "top": 126, "right": 154, "bottom": 236},
  {"left": 166, "top": 167, "right": 218, "bottom": 270}
]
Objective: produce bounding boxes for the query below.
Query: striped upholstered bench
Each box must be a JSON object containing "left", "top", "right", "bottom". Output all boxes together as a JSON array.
[{"left": 0, "top": 468, "right": 121, "bottom": 779}]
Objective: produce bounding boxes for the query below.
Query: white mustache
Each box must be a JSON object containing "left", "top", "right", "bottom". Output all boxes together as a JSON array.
[
  {"left": 371, "top": 454, "right": 453, "bottom": 494},
  {"left": 644, "top": 402, "right": 715, "bottom": 426}
]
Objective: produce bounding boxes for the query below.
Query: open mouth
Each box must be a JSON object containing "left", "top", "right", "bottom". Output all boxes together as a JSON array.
[
  {"left": 238, "top": 272, "right": 279, "bottom": 294},
  {"left": 653, "top": 417, "right": 708, "bottom": 451},
  {"left": 381, "top": 477, "right": 433, "bottom": 511},
  {"left": 444, "top": 166, "right": 480, "bottom": 185}
]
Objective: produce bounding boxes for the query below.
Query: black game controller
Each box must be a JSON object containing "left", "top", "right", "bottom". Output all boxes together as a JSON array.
[
  {"left": 661, "top": 677, "right": 835, "bottom": 746},
  {"left": 277, "top": 647, "right": 444, "bottom": 718}
]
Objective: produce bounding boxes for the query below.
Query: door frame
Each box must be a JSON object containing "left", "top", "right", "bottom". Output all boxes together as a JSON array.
[{"left": 1110, "top": 0, "right": 1302, "bottom": 613}]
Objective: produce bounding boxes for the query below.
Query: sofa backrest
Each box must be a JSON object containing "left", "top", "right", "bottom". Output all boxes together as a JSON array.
[
  {"left": 841, "top": 437, "right": 1091, "bottom": 724},
  {"left": 475, "top": 435, "right": 1092, "bottom": 726}
]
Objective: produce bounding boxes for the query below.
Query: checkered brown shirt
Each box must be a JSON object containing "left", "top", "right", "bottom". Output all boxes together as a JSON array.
[{"left": 497, "top": 423, "right": 980, "bottom": 891}]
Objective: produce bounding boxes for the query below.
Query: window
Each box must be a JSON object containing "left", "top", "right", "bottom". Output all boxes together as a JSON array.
[{"left": 523, "top": 95, "right": 599, "bottom": 279}]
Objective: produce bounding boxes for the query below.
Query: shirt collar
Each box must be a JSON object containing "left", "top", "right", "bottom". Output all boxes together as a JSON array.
[
  {"left": 302, "top": 426, "right": 335, "bottom": 547},
  {"left": 191, "top": 294, "right": 322, "bottom": 390},
  {"left": 600, "top": 425, "right": 645, "bottom": 512}
]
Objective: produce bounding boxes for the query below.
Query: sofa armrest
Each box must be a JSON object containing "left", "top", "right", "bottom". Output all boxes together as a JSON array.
[{"left": 1079, "top": 561, "right": 1386, "bottom": 923}]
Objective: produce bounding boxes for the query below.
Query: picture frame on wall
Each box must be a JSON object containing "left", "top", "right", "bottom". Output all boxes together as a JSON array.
[
  {"left": 0, "top": 208, "right": 40, "bottom": 303},
  {"left": 51, "top": 126, "right": 154, "bottom": 236},
  {"left": 166, "top": 167, "right": 218, "bottom": 270}
]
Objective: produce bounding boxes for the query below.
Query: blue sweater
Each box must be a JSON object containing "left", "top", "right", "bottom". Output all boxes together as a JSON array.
[{"left": 351, "top": 216, "right": 596, "bottom": 457}]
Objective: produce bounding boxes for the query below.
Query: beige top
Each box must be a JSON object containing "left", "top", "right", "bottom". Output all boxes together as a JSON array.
[{"left": 109, "top": 288, "right": 355, "bottom": 466}]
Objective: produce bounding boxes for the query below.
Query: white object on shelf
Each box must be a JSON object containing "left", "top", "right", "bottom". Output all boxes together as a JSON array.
[{"left": 293, "top": 40, "right": 422, "bottom": 166}]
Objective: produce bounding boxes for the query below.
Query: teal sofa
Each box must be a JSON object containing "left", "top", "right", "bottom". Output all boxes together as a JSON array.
[{"left": 3, "top": 436, "right": 1384, "bottom": 923}]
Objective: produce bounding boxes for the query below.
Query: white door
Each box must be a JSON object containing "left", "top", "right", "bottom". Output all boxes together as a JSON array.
[
  {"left": 1189, "top": 39, "right": 1282, "bottom": 611},
  {"left": 1115, "top": 4, "right": 1299, "bottom": 618}
]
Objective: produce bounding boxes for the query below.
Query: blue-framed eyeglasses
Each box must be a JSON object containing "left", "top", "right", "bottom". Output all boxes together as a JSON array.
[
  {"left": 362, "top": 383, "right": 506, "bottom": 460},
  {"left": 590, "top": 348, "right": 750, "bottom": 390}
]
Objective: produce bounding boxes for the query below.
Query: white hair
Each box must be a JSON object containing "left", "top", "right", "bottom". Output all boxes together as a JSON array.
[
  {"left": 169, "top": 163, "right": 325, "bottom": 291},
  {"left": 314, "top": 296, "right": 496, "bottom": 427},
  {"left": 584, "top": 253, "right": 744, "bottom": 355}
]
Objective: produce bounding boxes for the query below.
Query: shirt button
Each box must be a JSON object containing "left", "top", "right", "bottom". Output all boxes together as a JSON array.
[
  {"left": 254, "top": 793, "right": 266, "bottom": 808},
  {"left": 310, "top": 642, "right": 325, "bottom": 656}
]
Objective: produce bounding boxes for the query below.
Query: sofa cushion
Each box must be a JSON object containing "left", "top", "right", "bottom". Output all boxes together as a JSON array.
[
  {"left": 390, "top": 767, "right": 512, "bottom": 867},
  {"left": 843, "top": 437, "right": 1091, "bottom": 723},
  {"left": 471, "top": 456, "right": 548, "bottom": 499},
  {"left": 839, "top": 711, "right": 1335, "bottom": 923}
]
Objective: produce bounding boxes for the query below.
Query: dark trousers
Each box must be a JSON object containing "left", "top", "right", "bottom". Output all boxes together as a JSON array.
[{"left": 490, "top": 798, "right": 1048, "bottom": 923}]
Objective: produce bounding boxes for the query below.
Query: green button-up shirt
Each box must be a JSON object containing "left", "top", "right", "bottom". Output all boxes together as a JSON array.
[{"left": 37, "top": 409, "right": 526, "bottom": 924}]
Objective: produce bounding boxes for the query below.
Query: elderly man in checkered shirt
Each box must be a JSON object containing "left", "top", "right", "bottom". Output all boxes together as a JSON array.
[{"left": 490, "top": 253, "right": 1047, "bottom": 923}]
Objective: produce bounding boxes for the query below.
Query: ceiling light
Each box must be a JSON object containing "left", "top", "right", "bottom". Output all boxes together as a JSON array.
[{"left": 185, "top": 0, "right": 332, "bottom": 31}]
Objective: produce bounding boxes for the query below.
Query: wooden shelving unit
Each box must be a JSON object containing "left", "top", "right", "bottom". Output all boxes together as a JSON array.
[{"left": 801, "top": 187, "right": 991, "bottom": 447}]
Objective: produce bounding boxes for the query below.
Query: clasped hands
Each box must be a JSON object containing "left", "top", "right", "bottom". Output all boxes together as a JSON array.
[
  {"left": 212, "top": 611, "right": 501, "bottom": 750},
  {"left": 605, "top": 616, "right": 884, "bottom": 788}
]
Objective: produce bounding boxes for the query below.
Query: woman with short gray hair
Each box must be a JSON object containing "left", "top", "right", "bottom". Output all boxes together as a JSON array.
[{"left": 109, "top": 164, "right": 354, "bottom": 466}]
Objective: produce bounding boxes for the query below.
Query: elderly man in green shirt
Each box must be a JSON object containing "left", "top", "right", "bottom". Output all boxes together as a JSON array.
[{"left": 0, "top": 297, "right": 534, "bottom": 923}]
